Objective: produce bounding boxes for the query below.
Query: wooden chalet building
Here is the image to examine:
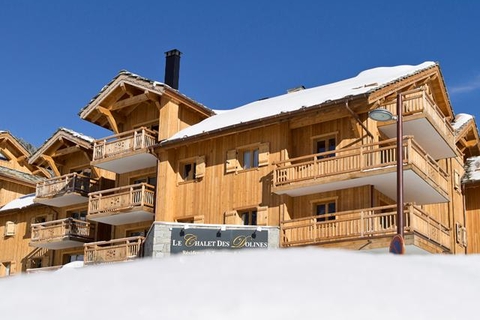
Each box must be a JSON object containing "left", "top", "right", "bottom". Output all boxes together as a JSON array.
[
  {"left": 0, "top": 131, "right": 45, "bottom": 276},
  {"left": 1, "top": 53, "right": 480, "bottom": 276},
  {"left": 150, "top": 60, "right": 479, "bottom": 255}
]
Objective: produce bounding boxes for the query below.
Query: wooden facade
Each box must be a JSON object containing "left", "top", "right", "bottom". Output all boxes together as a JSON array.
[{"left": 2, "top": 60, "right": 480, "bottom": 277}]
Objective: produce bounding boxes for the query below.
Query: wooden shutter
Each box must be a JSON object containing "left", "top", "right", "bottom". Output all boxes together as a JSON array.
[
  {"left": 256, "top": 206, "right": 269, "bottom": 226},
  {"left": 46, "top": 213, "right": 55, "bottom": 221},
  {"left": 195, "top": 156, "right": 206, "bottom": 179},
  {"left": 225, "top": 150, "right": 238, "bottom": 173},
  {"left": 193, "top": 215, "right": 205, "bottom": 224},
  {"left": 5, "top": 221, "right": 15, "bottom": 236},
  {"left": 258, "top": 143, "right": 270, "bottom": 167},
  {"left": 10, "top": 261, "right": 16, "bottom": 275},
  {"left": 224, "top": 210, "right": 242, "bottom": 225}
]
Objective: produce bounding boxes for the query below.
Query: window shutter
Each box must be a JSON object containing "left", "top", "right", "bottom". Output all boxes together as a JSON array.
[
  {"left": 224, "top": 210, "right": 242, "bottom": 224},
  {"left": 5, "top": 221, "right": 15, "bottom": 236},
  {"left": 226, "top": 150, "right": 238, "bottom": 173},
  {"left": 455, "top": 223, "right": 461, "bottom": 244},
  {"left": 195, "top": 156, "right": 206, "bottom": 179},
  {"left": 258, "top": 143, "right": 270, "bottom": 167},
  {"left": 256, "top": 206, "right": 269, "bottom": 226},
  {"left": 46, "top": 213, "right": 55, "bottom": 221},
  {"left": 193, "top": 215, "right": 205, "bottom": 224},
  {"left": 10, "top": 261, "right": 16, "bottom": 275}
]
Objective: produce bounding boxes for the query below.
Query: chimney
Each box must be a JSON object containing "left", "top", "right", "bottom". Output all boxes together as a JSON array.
[{"left": 164, "top": 49, "right": 182, "bottom": 90}]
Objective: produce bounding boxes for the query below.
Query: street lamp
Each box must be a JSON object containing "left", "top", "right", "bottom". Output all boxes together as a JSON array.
[{"left": 368, "top": 94, "right": 405, "bottom": 254}]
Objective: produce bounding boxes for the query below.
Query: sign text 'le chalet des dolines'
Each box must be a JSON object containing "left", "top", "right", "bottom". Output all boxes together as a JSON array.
[{"left": 171, "top": 228, "right": 268, "bottom": 254}]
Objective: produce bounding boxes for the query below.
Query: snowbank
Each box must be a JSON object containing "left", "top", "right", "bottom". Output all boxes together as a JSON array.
[{"left": 1, "top": 248, "right": 479, "bottom": 319}]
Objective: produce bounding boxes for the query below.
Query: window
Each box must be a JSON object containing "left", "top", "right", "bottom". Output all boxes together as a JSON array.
[
  {"left": 63, "top": 254, "right": 84, "bottom": 264},
  {"left": 127, "top": 229, "right": 147, "bottom": 237},
  {"left": 224, "top": 206, "right": 268, "bottom": 226},
  {"left": 69, "top": 210, "right": 87, "bottom": 221},
  {"left": 240, "top": 210, "right": 258, "bottom": 226},
  {"left": 133, "top": 175, "right": 157, "bottom": 186},
  {"left": 314, "top": 201, "right": 336, "bottom": 222},
  {"left": 226, "top": 143, "right": 269, "bottom": 173},
  {"left": 240, "top": 148, "right": 260, "bottom": 170},
  {"left": 180, "top": 161, "right": 196, "bottom": 181},
  {"left": 2, "top": 262, "right": 11, "bottom": 276},
  {"left": 314, "top": 136, "right": 336, "bottom": 159},
  {"left": 178, "top": 156, "right": 205, "bottom": 182},
  {"left": 30, "top": 258, "right": 43, "bottom": 269},
  {"left": 34, "top": 216, "right": 47, "bottom": 224}
]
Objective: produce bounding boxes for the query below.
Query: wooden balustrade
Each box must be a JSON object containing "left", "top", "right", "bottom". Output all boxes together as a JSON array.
[
  {"left": 281, "top": 204, "right": 450, "bottom": 250},
  {"left": 88, "top": 183, "right": 155, "bottom": 216},
  {"left": 36, "top": 173, "right": 94, "bottom": 198},
  {"left": 31, "top": 218, "right": 95, "bottom": 243},
  {"left": 93, "top": 127, "right": 157, "bottom": 161},
  {"left": 273, "top": 136, "right": 449, "bottom": 195},
  {"left": 382, "top": 88, "right": 455, "bottom": 146},
  {"left": 84, "top": 236, "right": 144, "bottom": 265}
]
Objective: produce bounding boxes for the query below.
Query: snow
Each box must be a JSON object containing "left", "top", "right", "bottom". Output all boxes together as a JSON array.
[
  {"left": 452, "top": 113, "right": 473, "bottom": 131},
  {"left": 1, "top": 248, "right": 479, "bottom": 319},
  {"left": 166, "top": 61, "right": 436, "bottom": 142},
  {"left": 59, "top": 127, "right": 94, "bottom": 143},
  {"left": 465, "top": 156, "right": 480, "bottom": 182},
  {"left": 0, "top": 193, "right": 35, "bottom": 212}
]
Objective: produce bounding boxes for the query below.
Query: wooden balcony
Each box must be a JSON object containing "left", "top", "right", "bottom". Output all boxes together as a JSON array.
[
  {"left": 281, "top": 204, "right": 451, "bottom": 253},
  {"left": 92, "top": 127, "right": 158, "bottom": 173},
  {"left": 273, "top": 137, "right": 449, "bottom": 205},
  {"left": 379, "top": 89, "right": 456, "bottom": 159},
  {"left": 87, "top": 183, "right": 155, "bottom": 225},
  {"left": 30, "top": 218, "right": 95, "bottom": 250},
  {"left": 84, "top": 236, "right": 144, "bottom": 265},
  {"left": 34, "top": 173, "right": 95, "bottom": 207}
]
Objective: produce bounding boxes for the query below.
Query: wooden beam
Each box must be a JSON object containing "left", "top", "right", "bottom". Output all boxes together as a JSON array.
[
  {"left": 82, "top": 150, "right": 92, "bottom": 162},
  {"left": 53, "top": 145, "right": 81, "bottom": 157},
  {"left": 120, "top": 82, "right": 134, "bottom": 98},
  {"left": 98, "top": 106, "right": 120, "bottom": 134},
  {"left": 41, "top": 155, "right": 60, "bottom": 177},
  {"left": 111, "top": 92, "right": 150, "bottom": 111}
]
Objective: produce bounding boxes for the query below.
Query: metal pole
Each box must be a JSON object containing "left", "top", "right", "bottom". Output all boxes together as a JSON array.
[{"left": 396, "top": 94, "right": 404, "bottom": 237}]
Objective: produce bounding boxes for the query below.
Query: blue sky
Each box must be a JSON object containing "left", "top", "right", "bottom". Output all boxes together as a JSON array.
[{"left": 1, "top": 0, "right": 479, "bottom": 148}]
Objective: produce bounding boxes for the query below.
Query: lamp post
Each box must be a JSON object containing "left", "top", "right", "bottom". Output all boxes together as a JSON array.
[{"left": 368, "top": 94, "right": 405, "bottom": 254}]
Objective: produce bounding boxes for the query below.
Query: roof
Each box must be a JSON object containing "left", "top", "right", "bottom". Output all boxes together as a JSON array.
[
  {"left": 0, "top": 193, "right": 36, "bottom": 212},
  {"left": 464, "top": 156, "right": 480, "bottom": 183},
  {"left": 0, "top": 166, "right": 44, "bottom": 185},
  {"left": 79, "top": 70, "right": 214, "bottom": 119},
  {"left": 164, "top": 61, "right": 437, "bottom": 143},
  {"left": 29, "top": 127, "right": 94, "bottom": 164},
  {"left": 452, "top": 113, "right": 474, "bottom": 132}
]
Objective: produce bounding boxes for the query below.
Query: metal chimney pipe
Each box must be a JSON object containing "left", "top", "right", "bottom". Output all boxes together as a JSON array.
[{"left": 164, "top": 49, "right": 182, "bottom": 90}]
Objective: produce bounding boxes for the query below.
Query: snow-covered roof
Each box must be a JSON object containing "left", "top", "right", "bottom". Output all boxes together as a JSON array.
[
  {"left": 29, "top": 127, "right": 94, "bottom": 163},
  {"left": 58, "top": 127, "right": 94, "bottom": 143},
  {"left": 452, "top": 113, "right": 474, "bottom": 132},
  {"left": 0, "top": 193, "right": 36, "bottom": 212},
  {"left": 464, "top": 156, "right": 480, "bottom": 183},
  {"left": 165, "top": 61, "right": 437, "bottom": 143}
]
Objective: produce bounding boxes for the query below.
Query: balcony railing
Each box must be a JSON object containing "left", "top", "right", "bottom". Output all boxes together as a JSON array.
[
  {"left": 382, "top": 89, "right": 455, "bottom": 146},
  {"left": 281, "top": 203, "right": 451, "bottom": 250},
  {"left": 84, "top": 236, "right": 144, "bottom": 265},
  {"left": 93, "top": 127, "right": 157, "bottom": 161},
  {"left": 88, "top": 183, "right": 155, "bottom": 216},
  {"left": 31, "top": 218, "right": 95, "bottom": 244},
  {"left": 35, "top": 173, "right": 94, "bottom": 198},
  {"left": 273, "top": 136, "right": 449, "bottom": 196}
]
